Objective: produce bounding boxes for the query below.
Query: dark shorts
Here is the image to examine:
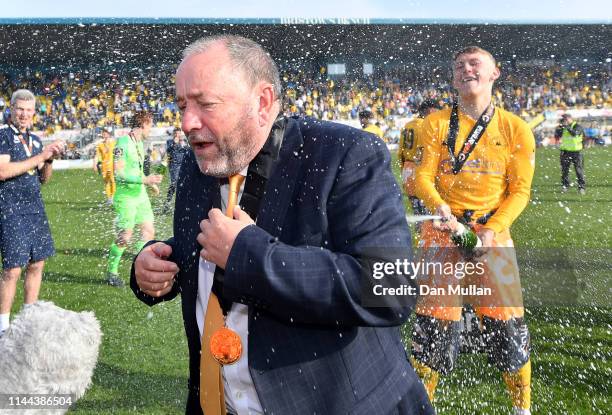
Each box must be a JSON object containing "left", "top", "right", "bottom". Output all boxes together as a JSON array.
[
  {"left": 411, "top": 313, "right": 530, "bottom": 374},
  {"left": 0, "top": 213, "right": 55, "bottom": 269}
]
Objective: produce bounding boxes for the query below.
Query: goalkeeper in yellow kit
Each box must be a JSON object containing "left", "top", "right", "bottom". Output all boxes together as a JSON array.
[
  {"left": 411, "top": 46, "right": 535, "bottom": 415},
  {"left": 93, "top": 126, "right": 115, "bottom": 205},
  {"left": 398, "top": 100, "right": 441, "bottom": 217}
]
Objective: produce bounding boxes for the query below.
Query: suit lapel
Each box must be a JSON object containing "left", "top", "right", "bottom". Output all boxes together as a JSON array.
[
  {"left": 191, "top": 162, "right": 219, "bottom": 223},
  {"left": 178, "top": 155, "right": 219, "bottom": 276},
  {"left": 256, "top": 118, "right": 303, "bottom": 238}
]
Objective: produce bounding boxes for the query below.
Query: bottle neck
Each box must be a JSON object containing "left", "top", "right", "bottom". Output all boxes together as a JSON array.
[
  {"left": 452, "top": 222, "right": 468, "bottom": 236},
  {"left": 450, "top": 222, "right": 482, "bottom": 251}
]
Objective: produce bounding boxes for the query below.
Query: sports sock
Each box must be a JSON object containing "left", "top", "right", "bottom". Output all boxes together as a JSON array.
[
  {"left": 410, "top": 357, "right": 440, "bottom": 403},
  {"left": 502, "top": 359, "right": 532, "bottom": 411},
  {"left": 0, "top": 313, "right": 10, "bottom": 332},
  {"left": 107, "top": 243, "right": 126, "bottom": 275}
]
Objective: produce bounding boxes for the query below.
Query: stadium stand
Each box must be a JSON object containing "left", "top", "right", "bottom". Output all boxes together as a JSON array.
[
  {"left": 1, "top": 64, "right": 609, "bottom": 131},
  {"left": 0, "top": 22, "right": 610, "bottom": 149}
]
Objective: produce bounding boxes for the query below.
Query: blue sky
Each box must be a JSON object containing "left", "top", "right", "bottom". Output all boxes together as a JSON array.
[{"left": 2, "top": 0, "right": 610, "bottom": 23}]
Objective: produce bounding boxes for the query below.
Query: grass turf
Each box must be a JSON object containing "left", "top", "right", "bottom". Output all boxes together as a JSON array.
[{"left": 6, "top": 145, "right": 610, "bottom": 414}]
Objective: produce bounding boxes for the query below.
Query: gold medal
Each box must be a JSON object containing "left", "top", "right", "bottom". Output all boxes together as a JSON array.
[{"left": 209, "top": 327, "right": 242, "bottom": 365}]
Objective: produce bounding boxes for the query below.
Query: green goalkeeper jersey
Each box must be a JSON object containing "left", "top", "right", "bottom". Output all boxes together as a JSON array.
[{"left": 113, "top": 135, "right": 145, "bottom": 197}]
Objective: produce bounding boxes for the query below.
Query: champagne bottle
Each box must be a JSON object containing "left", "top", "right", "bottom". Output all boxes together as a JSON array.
[{"left": 451, "top": 222, "right": 482, "bottom": 251}]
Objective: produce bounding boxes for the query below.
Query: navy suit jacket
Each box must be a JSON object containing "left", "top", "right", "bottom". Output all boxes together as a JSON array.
[{"left": 131, "top": 117, "right": 433, "bottom": 415}]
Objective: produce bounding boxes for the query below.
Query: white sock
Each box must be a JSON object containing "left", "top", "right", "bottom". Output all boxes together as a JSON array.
[
  {"left": 513, "top": 408, "right": 531, "bottom": 415},
  {"left": 0, "top": 313, "right": 10, "bottom": 331},
  {"left": 22, "top": 303, "right": 34, "bottom": 310}
]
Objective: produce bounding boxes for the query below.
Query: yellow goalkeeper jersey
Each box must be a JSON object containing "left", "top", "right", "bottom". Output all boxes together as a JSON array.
[
  {"left": 398, "top": 117, "right": 424, "bottom": 165},
  {"left": 415, "top": 106, "right": 535, "bottom": 234},
  {"left": 96, "top": 140, "right": 115, "bottom": 175},
  {"left": 364, "top": 124, "right": 384, "bottom": 139}
]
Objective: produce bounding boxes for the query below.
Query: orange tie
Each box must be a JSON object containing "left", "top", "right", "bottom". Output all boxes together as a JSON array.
[
  {"left": 200, "top": 174, "right": 245, "bottom": 415},
  {"left": 226, "top": 174, "right": 245, "bottom": 217}
]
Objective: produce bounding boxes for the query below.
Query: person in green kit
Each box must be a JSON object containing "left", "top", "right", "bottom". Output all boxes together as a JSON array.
[{"left": 106, "top": 111, "right": 162, "bottom": 287}]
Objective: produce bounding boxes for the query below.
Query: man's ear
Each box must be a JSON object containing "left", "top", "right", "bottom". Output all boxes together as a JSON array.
[
  {"left": 257, "top": 83, "right": 276, "bottom": 126},
  {"left": 490, "top": 66, "right": 501, "bottom": 82}
]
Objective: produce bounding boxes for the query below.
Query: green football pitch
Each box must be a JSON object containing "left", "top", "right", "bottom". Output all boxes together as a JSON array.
[{"left": 8, "top": 146, "right": 610, "bottom": 414}]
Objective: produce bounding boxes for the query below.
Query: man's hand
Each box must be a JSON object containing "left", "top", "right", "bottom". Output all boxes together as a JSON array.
[
  {"left": 144, "top": 174, "right": 163, "bottom": 196},
  {"left": 144, "top": 174, "right": 163, "bottom": 185},
  {"left": 433, "top": 204, "right": 459, "bottom": 233},
  {"left": 134, "top": 242, "right": 179, "bottom": 297},
  {"left": 197, "top": 207, "right": 255, "bottom": 269},
  {"left": 473, "top": 227, "right": 495, "bottom": 257},
  {"left": 41, "top": 140, "right": 65, "bottom": 162},
  {"left": 149, "top": 183, "right": 160, "bottom": 196}
]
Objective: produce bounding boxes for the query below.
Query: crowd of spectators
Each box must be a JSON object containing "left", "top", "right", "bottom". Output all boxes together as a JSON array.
[
  {"left": 282, "top": 64, "right": 611, "bottom": 121},
  {"left": 0, "top": 62, "right": 610, "bottom": 136},
  {"left": 0, "top": 66, "right": 178, "bottom": 134}
]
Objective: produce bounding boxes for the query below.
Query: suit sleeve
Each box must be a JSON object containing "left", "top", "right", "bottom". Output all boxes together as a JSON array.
[
  {"left": 222, "top": 138, "right": 415, "bottom": 328},
  {"left": 485, "top": 120, "right": 536, "bottom": 234},
  {"left": 130, "top": 237, "right": 181, "bottom": 306}
]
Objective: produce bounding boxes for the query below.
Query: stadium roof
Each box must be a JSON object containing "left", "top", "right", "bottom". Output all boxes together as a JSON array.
[
  {"left": 0, "top": 22, "right": 610, "bottom": 69},
  {"left": 2, "top": 0, "right": 611, "bottom": 24},
  {"left": 0, "top": 17, "right": 610, "bottom": 25}
]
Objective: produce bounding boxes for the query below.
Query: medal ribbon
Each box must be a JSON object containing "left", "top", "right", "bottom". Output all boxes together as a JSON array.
[
  {"left": 129, "top": 132, "right": 144, "bottom": 170},
  {"left": 11, "top": 125, "right": 36, "bottom": 175},
  {"left": 446, "top": 101, "right": 495, "bottom": 175},
  {"left": 17, "top": 133, "right": 33, "bottom": 158},
  {"left": 11, "top": 124, "right": 33, "bottom": 158}
]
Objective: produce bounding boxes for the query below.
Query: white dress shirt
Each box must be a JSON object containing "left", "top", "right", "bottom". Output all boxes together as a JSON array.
[{"left": 196, "top": 170, "right": 264, "bottom": 415}]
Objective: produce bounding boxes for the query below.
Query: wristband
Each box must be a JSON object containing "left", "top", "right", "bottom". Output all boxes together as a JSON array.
[{"left": 44, "top": 159, "right": 54, "bottom": 164}]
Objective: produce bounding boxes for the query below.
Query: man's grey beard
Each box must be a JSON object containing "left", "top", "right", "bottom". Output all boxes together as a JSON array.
[
  {"left": 192, "top": 125, "right": 258, "bottom": 178},
  {"left": 13, "top": 120, "right": 30, "bottom": 130}
]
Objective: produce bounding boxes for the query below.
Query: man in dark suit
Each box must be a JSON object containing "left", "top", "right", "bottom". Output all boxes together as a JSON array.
[
  {"left": 131, "top": 35, "right": 432, "bottom": 415},
  {"left": 163, "top": 127, "right": 189, "bottom": 213}
]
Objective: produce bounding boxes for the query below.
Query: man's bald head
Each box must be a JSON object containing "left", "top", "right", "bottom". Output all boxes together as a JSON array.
[{"left": 182, "top": 35, "right": 282, "bottom": 102}]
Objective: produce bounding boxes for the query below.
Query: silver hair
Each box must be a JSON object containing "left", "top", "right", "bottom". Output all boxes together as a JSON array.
[
  {"left": 182, "top": 35, "right": 282, "bottom": 101},
  {"left": 10, "top": 89, "right": 36, "bottom": 106}
]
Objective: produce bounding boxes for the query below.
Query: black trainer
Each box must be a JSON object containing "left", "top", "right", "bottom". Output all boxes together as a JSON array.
[{"left": 106, "top": 273, "right": 124, "bottom": 287}]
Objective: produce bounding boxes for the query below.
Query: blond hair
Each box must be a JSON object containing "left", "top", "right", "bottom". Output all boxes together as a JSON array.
[{"left": 453, "top": 46, "right": 497, "bottom": 67}]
